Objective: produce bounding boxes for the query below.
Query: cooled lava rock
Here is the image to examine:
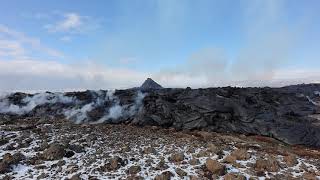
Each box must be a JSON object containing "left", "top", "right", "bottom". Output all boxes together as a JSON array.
[{"left": 1, "top": 82, "right": 320, "bottom": 148}]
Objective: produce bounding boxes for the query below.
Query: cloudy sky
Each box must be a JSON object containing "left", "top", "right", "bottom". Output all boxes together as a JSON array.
[{"left": 0, "top": 0, "right": 319, "bottom": 91}]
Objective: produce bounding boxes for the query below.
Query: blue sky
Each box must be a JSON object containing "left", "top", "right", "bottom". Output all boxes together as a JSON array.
[{"left": 0, "top": 0, "right": 319, "bottom": 91}]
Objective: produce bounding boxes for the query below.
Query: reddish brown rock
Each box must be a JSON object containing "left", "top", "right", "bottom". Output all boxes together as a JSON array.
[
  {"left": 283, "top": 154, "right": 298, "bottom": 167},
  {"left": 205, "top": 158, "right": 226, "bottom": 175},
  {"left": 155, "top": 171, "right": 174, "bottom": 180},
  {"left": 170, "top": 152, "right": 185, "bottom": 162},
  {"left": 254, "top": 157, "right": 280, "bottom": 172},
  {"left": 189, "top": 158, "right": 200, "bottom": 165},
  {"left": 303, "top": 172, "right": 317, "bottom": 180},
  {"left": 224, "top": 173, "right": 246, "bottom": 180},
  {"left": 230, "top": 149, "right": 250, "bottom": 160},
  {"left": 42, "top": 143, "right": 65, "bottom": 160}
]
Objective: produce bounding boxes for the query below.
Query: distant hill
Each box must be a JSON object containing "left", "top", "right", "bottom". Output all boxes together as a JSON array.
[{"left": 140, "top": 78, "right": 163, "bottom": 89}]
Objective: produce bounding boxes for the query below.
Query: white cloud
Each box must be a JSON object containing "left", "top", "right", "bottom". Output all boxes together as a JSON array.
[
  {"left": 45, "top": 13, "right": 82, "bottom": 32},
  {"left": 0, "top": 40, "right": 26, "bottom": 59},
  {"left": 0, "top": 58, "right": 318, "bottom": 92},
  {"left": 44, "top": 12, "right": 99, "bottom": 34},
  {"left": 0, "top": 25, "right": 149, "bottom": 92},
  {"left": 0, "top": 59, "right": 148, "bottom": 91},
  {"left": 0, "top": 24, "right": 64, "bottom": 59}
]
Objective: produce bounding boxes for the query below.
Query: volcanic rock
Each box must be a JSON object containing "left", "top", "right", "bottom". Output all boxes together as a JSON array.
[
  {"left": 0, "top": 139, "right": 9, "bottom": 146},
  {"left": 169, "top": 152, "right": 185, "bottom": 162},
  {"left": 2, "top": 152, "right": 25, "bottom": 165},
  {"left": 140, "top": 78, "right": 163, "bottom": 89},
  {"left": 70, "top": 174, "right": 82, "bottom": 180},
  {"left": 175, "top": 168, "right": 187, "bottom": 177},
  {"left": 68, "top": 144, "right": 85, "bottom": 153},
  {"left": 230, "top": 149, "right": 250, "bottom": 160},
  {"left": 189, "top": 158, "right": 200, "bottom": 165},
  {"left": 127, "top": 165, "right": 141, "bottom": 174},
  {"left": 105, "top": 156, "right": 126, "bottom": 171},
  {"left": 1, "top": 83, "right": 320, "bottom": 148},
  {"left": 155, "top": 171, "right": 174, "bottom": 180},
  {"left": 143, "top": 147, "right": 156, "bottom": 154},
  {"left": 255, "top": 157, "right": 280, "bottom": 172},
  {"left": 0, "top": 162, "right": 10, "bottom": 174},
  {"left": 205, "top": 158, "right": 226, "bottom": 175},
  {"left": 283, "top": 154, "right": 298, "bottom": 167},
  {"left": 224, "top": 173, "right": 246, "bottom": 180},
  {"left": 42, "top": 143, "right": 66, "bottom": 160}
]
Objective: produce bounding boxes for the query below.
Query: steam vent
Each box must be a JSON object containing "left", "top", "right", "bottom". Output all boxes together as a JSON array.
[{"left": 140, "top": 78, "right": 163, "bottom": 89}]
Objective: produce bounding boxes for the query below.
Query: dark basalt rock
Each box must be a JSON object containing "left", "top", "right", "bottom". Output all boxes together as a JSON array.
[
  {"left": 1, "top": 83, "right": 320, "bottom": 148},
  {"left": 131, "top": 84, "right": 320, "bottom": 147}
]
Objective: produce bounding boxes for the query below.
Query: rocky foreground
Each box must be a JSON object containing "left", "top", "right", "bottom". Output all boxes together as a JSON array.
[{"left": 0, "top": 117, "right": 319, "bottom": 180}]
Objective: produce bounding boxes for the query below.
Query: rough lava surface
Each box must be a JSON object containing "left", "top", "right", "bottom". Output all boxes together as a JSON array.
[
  {"left": 0, "top": 80, "right": 320, "bottom": 179},
  {"left": 0, "top": 80, "right": 319, "bottom": 149}
]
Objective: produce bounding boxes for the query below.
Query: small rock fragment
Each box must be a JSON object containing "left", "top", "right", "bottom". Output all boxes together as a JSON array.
[{"left": 175, "top": 168, "right": 187, "bottom": 177}]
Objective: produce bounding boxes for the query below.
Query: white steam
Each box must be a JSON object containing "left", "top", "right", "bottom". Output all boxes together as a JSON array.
[
  {"left": 96, "top": 91, "right": 146, "bottom": 123},
  {"left": 0, "top": 90, "right": 146, "bottom": 124},
  {"left": 64, "top": 103, "right": 95, "bottom": 124},
  {"left": 63, "top": 90, "right": 108, "bottom": 123},
  {"left": 0, "top": 92, "right": 74, "bottom": 115}
]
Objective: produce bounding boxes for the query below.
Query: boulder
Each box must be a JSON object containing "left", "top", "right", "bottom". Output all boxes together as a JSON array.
[
  {"left": 254, "top": 157, "right": 280, "bottom": 172},
  {"left": 230, "top": 149, "right": 250, "bottom": 160},
  {"left": 104, "top": 156, "right": 126, "bottom": 171},
  {"left": 143, "top": 147, "right": 156, "bottom": 154},
  {"left": 0, "top": 162, "right": 10, "bottom": 174},
  {"left": 155, "top": 171, "right": 174, "bottom": 180},
  {"left": 175, "top": 168, "right": 187, "bottom": 177},
  {"left": 224, "top": 173, "right": 246, "bottom": 180},
  {"left": 2, "top": 152, "right": 25, "bottom": 165},
  {"left": 169, "top": 152, "right": 185, "bottom": 162},
  {"left": 70, "top": 174, "right": 82, "bottom": 180},
  {"left": 205, "top": 158, "right": 226, "bottom": 175},
  {"left": 42, "top": 143, "right": 66, "bottom": 160},
  {"left": 189, "top": 158, "right": 200, "bottom": 165},
  {"left": 127, "top": 165, "right": 141, "bottom": 174},
  {"left": 283, "top": 154, "right": 298, "bottom": 167},
  {"left": 68, "top": 144, "right": 85, "bottom": 153}
]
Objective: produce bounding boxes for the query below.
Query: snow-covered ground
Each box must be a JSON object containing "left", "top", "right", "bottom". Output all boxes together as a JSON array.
[{"left": 0, "top": 118, "right": 319, "bottom": 180}]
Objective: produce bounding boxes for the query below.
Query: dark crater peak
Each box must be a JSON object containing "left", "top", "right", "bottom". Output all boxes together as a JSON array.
[{"left": 140, "top": 78, "right": 163, "bottom": 89}]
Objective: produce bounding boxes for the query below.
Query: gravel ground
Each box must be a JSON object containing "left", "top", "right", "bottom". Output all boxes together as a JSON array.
[{"left": 0, "top": 117, "right": 319, "bottom": 180}]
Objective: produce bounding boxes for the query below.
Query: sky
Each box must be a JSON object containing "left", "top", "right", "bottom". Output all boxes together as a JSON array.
[{"left": 0, "top": 0, "right": 319, "bottom": 91}]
